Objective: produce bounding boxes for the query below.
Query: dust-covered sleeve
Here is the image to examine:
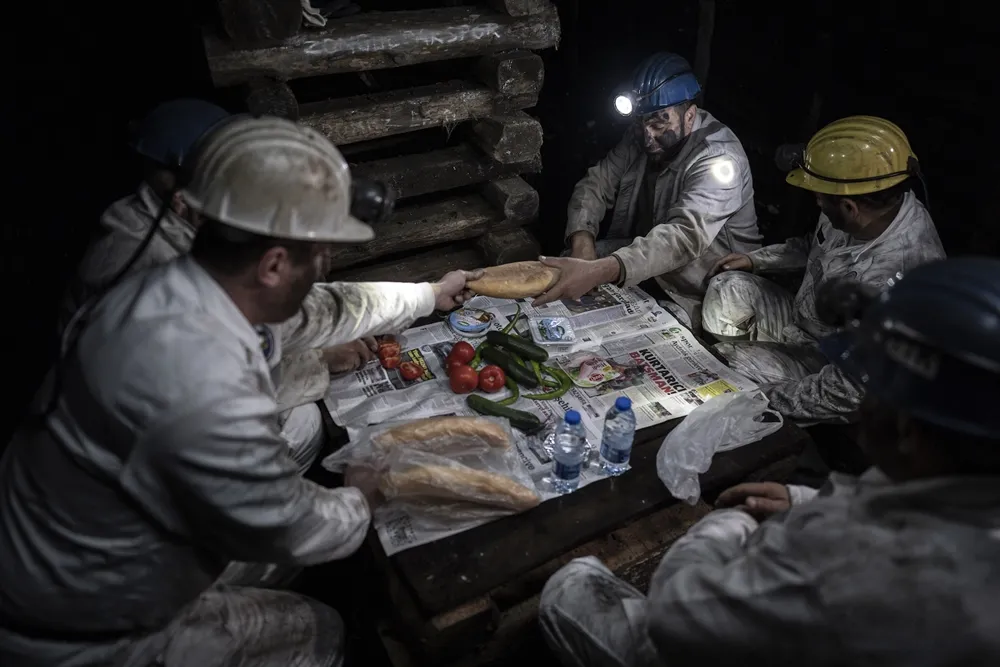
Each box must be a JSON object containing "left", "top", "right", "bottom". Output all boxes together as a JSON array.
[{"left": 144, "top": 372, "right": 371, "bottom": 565}]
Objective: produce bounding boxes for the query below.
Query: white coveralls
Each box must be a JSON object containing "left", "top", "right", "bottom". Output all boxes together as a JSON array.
[
  {"left": 539, "top": 468, "right": 1000, "bottom": 666},
  {"left": 565, "top": 110, "right": 762, "bottom": 327},
  {"left": 702, "top": 191, "right": 945, "bottom": 422},
  {"left": 63, "top": 183, "right": 349, "bottom": 472},
  {"left": 0, "top": 255, "right": 438, "bottom": 667}
]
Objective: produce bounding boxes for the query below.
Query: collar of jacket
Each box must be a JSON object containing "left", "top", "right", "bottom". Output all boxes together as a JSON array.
[
  {"left": 136, "top": 181, "right": 198, "bottom": 248},
  {"left": 180, "top": 254, "right": 267, "bottom": 360}
]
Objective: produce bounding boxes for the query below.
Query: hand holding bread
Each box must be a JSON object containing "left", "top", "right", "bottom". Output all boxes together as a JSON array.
[{"left": 466, "top": 261, "right": 562, "bottom": 299}]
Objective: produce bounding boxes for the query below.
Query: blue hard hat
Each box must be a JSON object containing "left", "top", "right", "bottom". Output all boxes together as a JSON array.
[
  {"left": 615, "top": 52, "right": 701, "bottom": 117},
  {"left": 130, "top": 98, "right": 230, "bottom": 168},
  {"left": 822, "top": 257, "right": 1000, "bottom": 439}
]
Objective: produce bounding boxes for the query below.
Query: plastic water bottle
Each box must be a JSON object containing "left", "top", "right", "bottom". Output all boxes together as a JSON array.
[
  {"left": 551, "top": 410, "right": 586, "bottom": 493},
  {"left": 599, "top": 397, "right": 636, "bottom": 476}
]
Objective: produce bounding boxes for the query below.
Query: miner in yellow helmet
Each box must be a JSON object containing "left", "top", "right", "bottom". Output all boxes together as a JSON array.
[{"left": 701, "top": 116, "right": 945, "bottom": 423}]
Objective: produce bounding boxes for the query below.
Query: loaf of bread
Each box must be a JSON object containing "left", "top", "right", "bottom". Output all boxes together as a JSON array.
[
  {"left": 467, "top": 261, "right": 561, "bottom": 299},
  {"left": 379, "top": 464, "right": 541, "bottom": 512},
  {"left": 371, "top": 416, "right": 512, "bottom": 453}
]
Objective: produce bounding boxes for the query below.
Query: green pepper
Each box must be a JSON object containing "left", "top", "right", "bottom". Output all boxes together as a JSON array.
[
  {"left": 523, "top": 367, "right": 573, "bottom": 400},
  {"left": 470, "top": 342, "right": 489, "bottom": 368},
  {"left": 501, "top": 303, "right": 522, "bottom": 335},
  {"left": 497, "top": 377, "right": 520, "bottom": 406},
  {"left": 530, "top": 360, "right": 545, "bottom": 386}
]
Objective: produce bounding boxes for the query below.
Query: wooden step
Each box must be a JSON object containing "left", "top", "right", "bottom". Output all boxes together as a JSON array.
[
  {"left": 327, "top": 226, "right": 543, "bottom": 284},
  {"left": 351, "top": 142, "right": 540, "bottom": 202},
  {"left": 204, "top": 3, "right": 560, "bottom": 87},
  {"left": 489, "top": 0, "right": 553, "bottom": 16},
  {"left": 300, "top": 80, "right": 538, "bottom": 146},
  {"left": 327, "top": 177, "right": 538, "bottom": 270},
  {"left": 329, "top": 241, "right": 487, "bottom": 284},
  {"left": 476, "top": 227, "right": 541, "bottom": 265}
]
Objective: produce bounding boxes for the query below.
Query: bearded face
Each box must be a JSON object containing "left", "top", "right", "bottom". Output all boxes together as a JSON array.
[{"left": 636, "top": 105, "right": 690, "bottom": 156}]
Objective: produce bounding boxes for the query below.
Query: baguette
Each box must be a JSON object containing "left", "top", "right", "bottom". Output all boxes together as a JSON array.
[
  {"left": 379, "top": 465, "right": 541, "bottom": 512},
  {"left": 371, "top": 416, "right": 512, "bottom": 453},
  {"left": 466, "top": 261, "right": 561, "bottom": 299}
]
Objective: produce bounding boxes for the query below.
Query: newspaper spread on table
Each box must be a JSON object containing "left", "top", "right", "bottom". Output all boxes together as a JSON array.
[{"left": 324, "top": 284, "right": 757, "bottom": 556}]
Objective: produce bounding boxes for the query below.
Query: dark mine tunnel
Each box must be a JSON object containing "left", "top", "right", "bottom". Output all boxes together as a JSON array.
[{"left": 3, "top": 1, "right": 996, "bottom": 666}]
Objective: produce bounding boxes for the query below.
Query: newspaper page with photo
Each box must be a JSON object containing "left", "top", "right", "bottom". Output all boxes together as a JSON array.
[{"left": 323, "top": 285, "right": 758, "bottom": 555}]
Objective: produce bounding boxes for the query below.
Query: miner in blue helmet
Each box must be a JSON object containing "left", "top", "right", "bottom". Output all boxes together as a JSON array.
[
  {"left": 60, "top": 98, "right": 232, "bottom": 325},
  {"left": 538, "top": 256, "right": 1000, "bottom": 666},
  {"left": 60, "top": 99, "right": 383, "bottom": 488},
  {"left": 533, "top": 52, "right": 762, "bottom": 329}
]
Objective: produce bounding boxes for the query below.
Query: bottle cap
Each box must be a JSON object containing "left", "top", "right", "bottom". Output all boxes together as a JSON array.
[
  {"left": 564, "top": 410, "right": 581, "bottom": 425},
  {"left": 615, "top": 397, "right": 632, "bottom": 411}
]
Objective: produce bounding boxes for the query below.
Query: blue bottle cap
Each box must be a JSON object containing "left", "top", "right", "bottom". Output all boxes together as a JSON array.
[
  {"left": 564, "top": 410, "right": 581, "bottom": 425},
  {"left": 615, "top": 397, "right": 632, "bottom": 411}
]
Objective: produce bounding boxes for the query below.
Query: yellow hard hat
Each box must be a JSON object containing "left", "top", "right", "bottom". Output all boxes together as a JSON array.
[{"left": 786, "top": 116, "right": 917, "bottom": 196}]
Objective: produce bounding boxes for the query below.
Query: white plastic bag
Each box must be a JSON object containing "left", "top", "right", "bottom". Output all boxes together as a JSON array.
[{"left": 656, "top": 391, "right": 783, "bottom": 505}]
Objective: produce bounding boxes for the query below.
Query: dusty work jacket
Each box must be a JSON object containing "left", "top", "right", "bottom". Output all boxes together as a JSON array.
[
  {"left": 62, "top": 183, "right": 346, "bottom": 415},
  {"left": 750, "top": 191, "right": 945, "bottom": 417},
  {"left": 645, "top": 468, "right": 1000, "bottom": 665},
  {"left": 566, "top": 110, "right": 761, "bottom": 318},
  {"left": 0, "top": 255, "right": 436, "bottom": 665}
]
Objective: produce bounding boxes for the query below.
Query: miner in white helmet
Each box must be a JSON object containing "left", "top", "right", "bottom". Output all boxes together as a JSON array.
[
  {"left": 62, "top": 99, "right": 386, "bottom": 478},
  {"left": 0, "top": 116, "right": 480, "bottom": 666}
]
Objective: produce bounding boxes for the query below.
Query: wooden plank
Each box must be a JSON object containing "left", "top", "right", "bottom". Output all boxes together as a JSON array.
[
  {"left": 215, "top": 0, "right": 301, "bottom": 49},
  {"left": 476, "top": 227, "right": 540, "bottom": 265},
  {"left": 204, "top": 4, "right": 561, "bottom": 87},
  {"left": 244, "top": 77, "right": 299, "bottom": 120},
  {"left": 392, "top": 421, "right": 808, "bottom": 615},
  {"left": 350, "top": 143, "right": 541, "bottom": 201},
  {"left": 468, "top": 112, "right": 543, "bottom": 165},
  {"left": 379, "top": 501, "right": 713, "bottom": 667},
  {"left": 489, "top": 500, "right": 710, "bottom": 610},
  {"left": 481, "top": 177, "right": 539, "bottom": 223},
  {"left": 328, "top": 242, "right": 486, "bottom": 284},
  {"left": 300, "top": 81, "right": 538, "bottom": 146},
  {"left": 327, "top": 179, "right": 534, "bottom": 269},
  {"left": 327, "top": 194, "right": 499, "bottom": 270},
  {"left": 488, "top": 0, "right": 552, "bottom": 16},
  {"left": 476, "top": 50, "right": 544, "bottom": 97}
]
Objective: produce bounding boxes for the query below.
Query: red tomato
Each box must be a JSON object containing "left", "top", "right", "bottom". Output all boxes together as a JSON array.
[
  {"left": 445, "top": 358, "right": 467, "bottom": 377},
  {"left": 399, "top": 362, "right": 422, "bottom": 381},
  {"left": 449, "top": 341, "right": 476, "bottom": 364},
  {"left": 378, "top": 342, "right": 401, "bottom": 359},
  {"left": 449, "top": 365, "right": 479, "bottom": 394},
  {"left": 380, "top": 354, "right": 401, "bottom": 370},
  {"left": 478, "top": 365, "right": 506, "bottom": 393}
]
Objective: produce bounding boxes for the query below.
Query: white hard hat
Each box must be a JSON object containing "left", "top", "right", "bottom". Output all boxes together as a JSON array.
[{"left": 182, "top": 116, "right": 374, "bottom": 243}]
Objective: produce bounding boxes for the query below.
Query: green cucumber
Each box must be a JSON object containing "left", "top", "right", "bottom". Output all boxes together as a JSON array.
[
  {"left": 481, "top": 347, "right": 538, "bottom": 387},
  {"left": 466, "top": 395, "right": 544, "bottom": 433},
  {"left": 486, "top": 330, "right": 549, "bottom": 362}
]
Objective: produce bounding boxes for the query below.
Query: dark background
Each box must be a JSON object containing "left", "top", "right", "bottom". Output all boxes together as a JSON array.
[{"left": 5, "top": 0, "right": 994, "bottom": 442}]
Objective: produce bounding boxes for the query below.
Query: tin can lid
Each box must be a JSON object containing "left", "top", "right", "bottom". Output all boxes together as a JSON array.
[{"left": 448, "top": 308, "right": 493, "bottom": 336}]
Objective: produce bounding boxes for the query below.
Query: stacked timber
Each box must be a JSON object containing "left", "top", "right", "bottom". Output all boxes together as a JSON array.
[{"left": 202, "top": 0, "right": 560, "bottom": 282}]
